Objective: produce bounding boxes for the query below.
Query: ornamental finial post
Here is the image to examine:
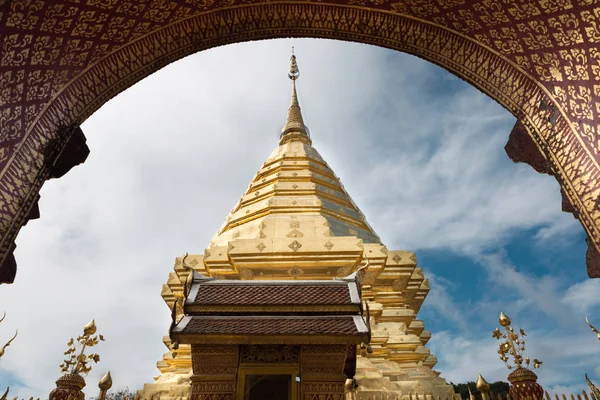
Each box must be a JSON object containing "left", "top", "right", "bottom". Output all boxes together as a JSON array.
[
  {"left": 280, "top": 47, "right": 311, "bottom": 145},
  {"left": 98, "top": 371, "right": 112, "bottom": 400},
  {"left": 476, "top": 375, "right": 491, "bottom": 400},
  {"left": 493, "top": 312, "right": 544, "bottom": 400},
  {"left": 584, "top": 318, "right": 600, "bottom": 398},
  {"left": 51, "top": 320, "right": 106, "bottom": 400},
  {"left": 288, "top": 47, "right": 299, "bottom": 81}
]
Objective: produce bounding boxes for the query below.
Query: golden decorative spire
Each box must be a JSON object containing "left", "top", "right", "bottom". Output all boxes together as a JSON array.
[
  {"left": 493, "top": 312, "right": 542, "bottom": 370},
  {"left": 60, "top": 320, "right": 105, "bottom": 376},
  {"left": 98, "top": 371, "right": 112, "bottom": 400},
  {"left": 475, "top": 375, "right": 490, "bottom": 393},
  {"left": 280, "top": 47, "right": 312, "bottom": 146}
]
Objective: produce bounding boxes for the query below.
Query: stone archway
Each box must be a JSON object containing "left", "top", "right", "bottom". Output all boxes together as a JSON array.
[{"left": 0, "top": 0, "right": 599, "bottom": 284}]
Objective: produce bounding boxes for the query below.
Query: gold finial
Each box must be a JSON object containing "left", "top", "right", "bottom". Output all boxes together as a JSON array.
[
  {"left": 280, "top": 48, "right": 311, "bottom": 146},
  {"left": 468, "top": 385, "right": 477, "bottom": 400},
  {"left": 476, "top": 375, "right": 491, "bottom": 393},
  {"left": 0, "top": 330, "right": 17, "bottom": 358},
  {"left": 585, "top": 317, "right": 600, "bottom": 340},
  {"left": 99, "top": 371, "right": 112, "bottom": 390},
  {"left": 84, "top": 320, "right": 97, "bottom": 336},
  {"left": 493, "top": 312, "right": 541, "bottom": 370},
  {"left": 499, "top": 312, "right": 511, "bottom": 326},
  {"left": 98, "top": 371, "right": 112, "bottom": 400},
  {"left": 288, "top": 47, "right": 299, "bottom": 81},
  {"left": 0, "top": 312, "right": 18, "bottom": 360},
  {"left": 60, "top": 320, "right": 105, "bottom": 376}
]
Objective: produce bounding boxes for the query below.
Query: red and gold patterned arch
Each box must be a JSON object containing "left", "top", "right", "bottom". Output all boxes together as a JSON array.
[{"left": 0, "top": 0, "right": 599, "bottom": 283}]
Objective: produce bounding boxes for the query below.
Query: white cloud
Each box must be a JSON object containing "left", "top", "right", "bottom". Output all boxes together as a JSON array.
[
  {"left": 430, "top": 328, "right": 600, "bottom": 393},
  {"left": 421, "top": 271, "right": 469, "bottom": 332},
  {"left": 0, "top": 38, "right": 589, "bottom": 398},
  {"left": 563, "top": 279, "right": 600, "bottom": 315}
]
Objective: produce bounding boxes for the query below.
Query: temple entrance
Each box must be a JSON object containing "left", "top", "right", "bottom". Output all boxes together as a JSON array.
[
  {"left": 1, "top": 1, "right": 600, "bottom": 285},
  {"left": 237, "top": 367, "right": 298, "bottom": 400}
]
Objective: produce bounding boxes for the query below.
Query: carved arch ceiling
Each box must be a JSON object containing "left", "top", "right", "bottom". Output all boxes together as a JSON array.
[{"left": 0, "top": 0, "right": 599, "bottom": 284}]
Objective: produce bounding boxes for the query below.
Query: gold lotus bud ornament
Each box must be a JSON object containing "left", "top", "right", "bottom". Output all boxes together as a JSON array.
[
  {"left": 83, "top": 320, "right": 97, "bottom": 336},
  {"left": 493, "top": 313, "right": 545, "bottom": 400},
  {"left": 499, "top": 312, "right": 511, "bottom": 327},
  {"left": 492, "top": 312, "right": 541, "bottom": 371},
  {"left": 60, "top": 320, "right": 105, "bottom": 376},
  {"left": 476, "top": 375, "right": 491, "bottom": 393},
  {"left": 98, "top": 371, "right": 112, "bottom": 390}
]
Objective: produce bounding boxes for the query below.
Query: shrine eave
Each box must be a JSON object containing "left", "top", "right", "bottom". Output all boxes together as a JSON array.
[{"left": 171, "top": 315, "right": 369, "bottom": 345}]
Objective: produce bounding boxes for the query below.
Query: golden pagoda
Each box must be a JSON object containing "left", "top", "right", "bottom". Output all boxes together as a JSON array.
[{"left": 138, "top": 50, "right": 458, "bottom": 400}]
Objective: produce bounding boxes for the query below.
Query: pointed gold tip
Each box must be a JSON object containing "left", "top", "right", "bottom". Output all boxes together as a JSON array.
[
  {"left": 280, "top": 48, "right": 311, "bottom": 146},
  {"left": 99, "top": 371, "right": 112, "bottom": 390},
  {"left": 476, "top": 375, "right": 491, "bottom": 393},
  {"left": 499, "top": 312, "right": 511, "bottom": 326},
  {"left": 288, "top": 47, "right": 299, "bottom": 81},
  {"left": 84, "top": 319, "right": 97, "bottom": 336}
]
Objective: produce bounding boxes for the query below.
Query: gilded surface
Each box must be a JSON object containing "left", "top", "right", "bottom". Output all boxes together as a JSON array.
[
  {"left": 0, "top": 0, "right": 600, "bottom": 281},
  {"left": 139, "top": 79, "right": 458, "bottom": 399}
]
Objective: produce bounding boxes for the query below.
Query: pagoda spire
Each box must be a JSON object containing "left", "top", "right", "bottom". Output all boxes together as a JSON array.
[{"left": 280, "top": 48, "right": 312, "bottom": 146}]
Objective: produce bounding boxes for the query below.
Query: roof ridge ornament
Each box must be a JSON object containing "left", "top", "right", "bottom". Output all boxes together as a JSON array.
[{"left": 280, "top": 47, "right": 312, "bottom": 146}]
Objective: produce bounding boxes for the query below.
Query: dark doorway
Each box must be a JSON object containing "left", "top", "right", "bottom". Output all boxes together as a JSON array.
[{"left": 243, "top": 374, "right": 292, "bottom": 400}]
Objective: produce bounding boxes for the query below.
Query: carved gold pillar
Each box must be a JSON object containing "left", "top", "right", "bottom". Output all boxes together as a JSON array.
[
  {"left": 507, "top": 368, "right": 544, "bottom": 400},
  {"left": 190, "top": 345, "right": 239, "bottom": 400},
  {"left": 49, "top": 374, "right": 86, "bottom": 400},
  {"left": 300, "top": 346, "right": 348, "bottom": 400}
]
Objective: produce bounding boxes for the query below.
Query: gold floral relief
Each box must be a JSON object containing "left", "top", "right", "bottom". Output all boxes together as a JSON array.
[
  {"left": 143, "top": 0, "right": 179, "bottom": 24},
  {"left": 489, "top": 27, "right": 523, "bottom": 53},
  {"left": 559, "top": 49, "right": 589, "bottom": 80},
  {"left": 0, "top": 71, "right": 24, "bottom": 106},
  {"left": 0, "top": 106, "right": 23, "bottom": 143},
  {"left": 473, "top": 32, "right": 491, "bottom": 47},
  {"left": 531, "top": 52, "right": 563, "bottom": 82},
  {"left": 85, "top": 0, "right": 120, "bottom": 9},
  {"left": 507, "top": 2, "right": 541, "bottom": 20},
  {"left": 514, "top": 55, "right": 530, "bottom": 70},
  {"left": 6, "top": 0, "right": 44, "bottom": 30},
  {"left": 435, "top": 0, "right": 465, "bottom": 9},
  {"left": 580, "top": 9, "right": 600, "bottom": 43},
  {"left": 185, "top": 0, "right": 218, "bottom": 11},
  {"left": 31, "top": 36, "right": 64, "bottom": 66},
  {"left": 26, "top": 70, "right": 54, "bottom": 102},
  {"left": 24, "top": 105, "right": 42, "bottom": 130},
  {"left": 473, "top": 1, "right": 510, "bottom": 27},
  {"left": 518, "top": 20, "right": 552, "bottom": 50},
  {"left": 589, "top": 48, "right": 600, "bottom": 81},
  {"left": 72, "top": 10, "right": 111, "bottom": 38},
  {"left": 406, "top": 0, "right": 440, "bottom": 18},
  {"left": 548, "top": 13, "right": 584, "bottom": 46},
  {"left": 40, "top": 4, "right": 79, "bottom": 35},
  {"left": 1, "top": 34, "right": 33, "bottom": 67},
  {"left": 101, "top": 16, "right": 138, "bottom": 42},
  {"left": 538, "top": 0, "right": 573, "bottom": 14},
  {"left": 567, "top": 85, "right": 594, "bottom": 120}
]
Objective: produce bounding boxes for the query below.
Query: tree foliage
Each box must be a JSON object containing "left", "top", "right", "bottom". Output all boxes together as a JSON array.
[
  {"left": 452, "top": 381, "right": 510, "bottom": 400},
  {"left": 89, "top": 388, "right": 138, "bottom": 400}
]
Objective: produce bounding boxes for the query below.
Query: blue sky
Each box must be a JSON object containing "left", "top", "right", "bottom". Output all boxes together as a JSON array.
[{"left": 0, "top": 38, "right": 599, "bottom": 397}]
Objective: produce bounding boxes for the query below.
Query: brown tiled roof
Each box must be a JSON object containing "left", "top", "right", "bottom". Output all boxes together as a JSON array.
[
  {"left": 193, "top": 283, "right": 352, "bottom": 305},
  {"left": 180, "top": 316, "right": 361, "bottom": 336}
]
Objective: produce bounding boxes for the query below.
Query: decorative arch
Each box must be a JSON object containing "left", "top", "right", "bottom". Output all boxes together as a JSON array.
[{"left": 0, "top": 0, "right": 599, "bottom": 283}]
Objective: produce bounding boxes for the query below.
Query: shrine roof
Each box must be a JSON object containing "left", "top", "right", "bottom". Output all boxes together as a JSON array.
[
  {"left": 171, "top": 315, "right": 368, "bottom": 345},
  {"left": 189, "top": 277, "right": 359, "bottom": 306}
]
